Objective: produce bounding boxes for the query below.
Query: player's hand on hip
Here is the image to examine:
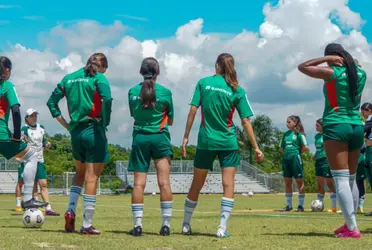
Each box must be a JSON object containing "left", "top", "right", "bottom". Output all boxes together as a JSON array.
[
  {"left": 182, "top": 138, "right": 189, "bottom": 158},
  {"left": 46, "top": 141, "right": 52, "bottom": 149},
  {"left": 11, "top": 135, "right": 21, "bottom": 143},
  {"left": 254, "top": 148, "right": 264, "bottom": 162}
]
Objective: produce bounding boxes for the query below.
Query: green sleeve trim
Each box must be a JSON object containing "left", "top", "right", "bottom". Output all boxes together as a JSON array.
[{"left": 21, "top": 126, "right": 28, "bottom": 138}]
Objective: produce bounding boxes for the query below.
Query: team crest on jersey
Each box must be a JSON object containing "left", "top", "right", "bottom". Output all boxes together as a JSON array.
[{"left": 292, "top": 134, "right": 297, "bottom": 140}]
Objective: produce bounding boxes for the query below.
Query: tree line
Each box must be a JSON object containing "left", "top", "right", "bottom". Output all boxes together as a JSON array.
[{"left": 24, "top": 115, "right": 327, "bottom": 192}]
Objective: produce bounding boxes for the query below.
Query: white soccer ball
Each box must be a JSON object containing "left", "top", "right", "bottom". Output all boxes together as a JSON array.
[
  {"left": 248, "top": 191, "right": 254, "bottom": 197},
  {"left": 22, "top": 208, "right": 44, "bottom": 228},
  {"left": 311, "top": 200, "right": 324, "bottom": 212},
  {"left": 152, "top": 192, "right": 156, "bottom": 196}
]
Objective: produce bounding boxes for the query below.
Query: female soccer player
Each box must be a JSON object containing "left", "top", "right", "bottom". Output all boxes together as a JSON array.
[
  {"left": 181, "top": 53, "right": 264, "bottom": 238},
  {"left": 127, "top": 57, "right": 174, "bottom": 237},
  {"left": 47, "top": 53, "right": 112, "bottom": 235},
  {"left": 314, "top": 118, "right": 337, "bottom": 213},
  {"left": 298, "top": 43, "right": 366, "bottom": 238},
  {"left": 15, "top": 108, "right": 59, "bottom": 216},
  {"left": 0, "top": 56, "right": 48, "bottom": 209},
  {"left": 356, "top": 146, "right": 368, "bottom": 214},
  {"left": 360, "top": 102, "right": 372, "bottom": 216},
  {"left": 279, "top": 115, "right": 309, "bottom": 212}
]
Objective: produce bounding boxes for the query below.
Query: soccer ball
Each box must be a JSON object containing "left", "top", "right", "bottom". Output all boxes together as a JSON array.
[
  {"left": 311, "top": 200, "right": 324, "bottom": 212},
  {"left": 152, "top": 192, "right": 156, "bottom": 196},
  {"left": 248, "top": 191, "right": 254, "bottom": 197},
  {"left": 22, "top": 208, "right": 45, "bottom": 228}
]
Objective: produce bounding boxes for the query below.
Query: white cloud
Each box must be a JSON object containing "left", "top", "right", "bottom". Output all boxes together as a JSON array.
[
  {"left": 3, "top": 0, "right": 372, "bottom": 148},
  {"left": 115, "top": 14, "right": 148, "bottom": 22}
]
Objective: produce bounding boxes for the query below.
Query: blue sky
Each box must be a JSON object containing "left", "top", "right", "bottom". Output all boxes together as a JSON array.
[{"left": 0, "top": 0, "right": 370, "bottom": 51}]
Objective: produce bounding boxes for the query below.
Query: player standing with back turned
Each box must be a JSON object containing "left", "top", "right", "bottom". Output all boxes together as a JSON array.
[
  {"left": 47, "top": 53, "right": 112, "bottom": 235},
  {"left": 181, "top": 53, "right": 264, "bottom": 238},
  {"left": 298, "top": 43, "right": 366, "bottom": 238}
]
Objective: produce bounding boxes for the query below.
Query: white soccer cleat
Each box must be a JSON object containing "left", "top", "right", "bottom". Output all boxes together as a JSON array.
[
  {"left": 182, "top": 223, "right": 192, "bottom": 235},
  {"left": 216, "top": 227, "right": 230, "bottom": 238}
]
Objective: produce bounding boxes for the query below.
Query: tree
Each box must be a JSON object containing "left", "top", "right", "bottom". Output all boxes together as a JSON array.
[{"left": 237, "top": 114, "right": 278, "bottom": 163}]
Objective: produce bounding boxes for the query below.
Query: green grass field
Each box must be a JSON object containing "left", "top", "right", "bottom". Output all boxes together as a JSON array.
[{"left": 1, "top": 194, "right": 372, "bottom": 250}]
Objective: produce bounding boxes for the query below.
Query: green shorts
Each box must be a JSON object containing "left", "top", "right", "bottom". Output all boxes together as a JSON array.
[
  {"left": 0, "top": 140, "right": 27, "bottom": 160},
  {"left": 128, "top": 132, "right": 173, "bottom": 173},
  {"left": 315, "top": 157, "right": 332, "bottom": 178},
  {"left": 70, "top": 124, "right": 109, "bottom": 163},
  {"left": 282, "top": 155, "right": 304, "bottom": 179},
  {"left": 356, "top": 153, "right": 368, "bottom": 181},
  {"left": 18, "top": 162, "right": 47, "bottom": 181},
  {"left": 323, "top": 124, "right": 364, "bottom": 152},
  {"left": 194, "top": 149, "right": 240, "bottom": 171}
]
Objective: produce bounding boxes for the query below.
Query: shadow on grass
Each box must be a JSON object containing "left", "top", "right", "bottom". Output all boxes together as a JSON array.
[
  {"left": 0, "top": 225, "right": 24, "bottom": 229},
  {"left": 361, "top": 229, "right": 372, "bottom": 234},
  {"left": 10, "top": 213, "right": 23, "bottom": 216},
  {"left": 108, "top": 230, "right": 216, "bottom": 237},
  {"left": 263, "top": 232, "right": 335, "bottom": 238}
]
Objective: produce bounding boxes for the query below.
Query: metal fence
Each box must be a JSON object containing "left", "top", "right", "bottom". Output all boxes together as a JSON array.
[
  {"left": 0, "top": 158, "right": 19, "bottom": 171},
  {"left": 116, "top": 160, "right": 286, "bottom": 193},
  {"left": 0, "top": 158, "right": 288, "bottom": 194}
]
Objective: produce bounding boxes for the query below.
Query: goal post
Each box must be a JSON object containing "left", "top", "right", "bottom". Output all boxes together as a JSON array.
[{"left": 64, "top": 172, "right": 101, "bottom": 195}]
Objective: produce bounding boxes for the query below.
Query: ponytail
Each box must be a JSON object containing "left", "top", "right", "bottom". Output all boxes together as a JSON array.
[
  {"left": 289, "top": 115, "right": 305, "bottom": 135},
  {"left": 139, "top": 58, "right": 160, "bottom": 108},
  {"left": 324, "top": 43, "right": 358, "bottom": 103},
  {"left": 216, "top": 53, "right": 239, "bottom": 91},
  {"left": 84, "top": 53, "right": 108, "bottom": 77}
]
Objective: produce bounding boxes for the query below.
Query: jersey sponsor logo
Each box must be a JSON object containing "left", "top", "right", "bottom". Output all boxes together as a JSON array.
[
  {"left": 205, "top": 85, "right": 232, "bottom": 96},
  {"left": 67, "top": 78, "right": 89, "bottom": 83},
  {"left": 292, "top": 135, "right": 297, "bottom": 140},
  {"left": 132, "top": 96, "right": 159, "bottom": 102}
]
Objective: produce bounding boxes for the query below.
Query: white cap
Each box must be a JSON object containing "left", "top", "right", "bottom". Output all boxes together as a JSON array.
[{"left": 25, "top": 108, "right": 38, "bottom": 117}]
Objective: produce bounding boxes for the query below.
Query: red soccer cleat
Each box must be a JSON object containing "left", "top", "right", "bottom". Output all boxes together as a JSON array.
[
  {"left": 337, "top": 229, "right": 361, "bottom": 238},
  {"left": 80, "top": 226, "right": 101, "bottom": 235},
  {"left": 64, "top": 210, "right": 76, "bottom": 233},
  {"left": 334, "top": 224, "right": 347, "bottom": 235}
]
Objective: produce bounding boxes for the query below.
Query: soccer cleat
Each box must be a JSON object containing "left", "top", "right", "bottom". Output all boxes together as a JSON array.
[
  {"left": 182, "top": 223, "right": 192, "bottom": 235},
  {"left": 357, "top": 208, "right": 364, "bottom": 214},
  {"left": 64, "top": 210, "right": 76, "bottom": 233},
  {"left": 15, "top": 206, "right": 23, "bottom": 212},
  {"left": 334, "top": 224, "right": 348, "bottom": 235},
  {"left": 159, "top": 225, "right": 170, "bottom": 236},
  {"left": 80, "top": 226, "right": 101, "bottom": 235},
  {"left": 130, "top": 226, "right": 143, "bottom": 237},
  {"left": 337, "top": 229, "right": 361, "bottom": 238},
  {"left": 39, "top": 208, "right": 45, "bottom": 213},
  {"left": 21, "top": 198, "right": 49, "bottom": 209},
  {"left": 46, "top": 210, "right": 60, "bottom": 216},
  {"left": 295, "top": 206, "right": 304, "bottom": 212},
  {"left": 280, "top": 205, "right": 293, "bottom": 212},
  {"left": 216, "top": 227, "right": 230, "bottom": 238}
]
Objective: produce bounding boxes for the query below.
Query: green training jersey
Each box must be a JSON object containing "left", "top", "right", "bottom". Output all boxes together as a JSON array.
[
  {"left": 314, "top": 133, "right": 326, "bottom": 160},
  {"left": 189, "top": 75, "right": 254, "bottom": 150},
  {"left": 128, "top": 82, "right": 173, "bottom": 135},
  {"left": 0, "top": 81, "right": 20, "bottom": 140},
  {"left": 47, "top": 68, "right": 112, "bottom": 132},
  {"left": 322, "top": 65, "right": 366, "bottom": 127},
  {"left": 280, "top": 130, "right": 307, "bottom": 159}
]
